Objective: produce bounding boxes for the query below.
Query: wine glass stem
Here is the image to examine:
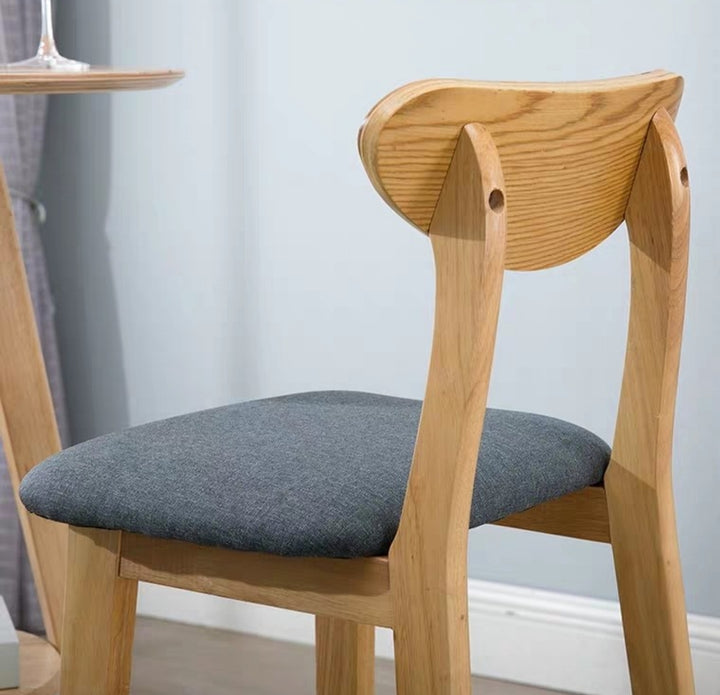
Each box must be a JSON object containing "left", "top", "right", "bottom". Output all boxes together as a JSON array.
[{"left": 38, "top": 0, "right": 59, "bottom": 57}]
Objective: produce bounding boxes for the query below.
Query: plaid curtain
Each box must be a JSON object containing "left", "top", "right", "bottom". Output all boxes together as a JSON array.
[{"left": 0, "top": 1, "right": 69, "bottom": 634}]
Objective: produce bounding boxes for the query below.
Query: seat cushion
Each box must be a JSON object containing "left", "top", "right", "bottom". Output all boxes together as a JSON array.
[{"left": 19, "top": 391, "right": 610, "bottom": 558}]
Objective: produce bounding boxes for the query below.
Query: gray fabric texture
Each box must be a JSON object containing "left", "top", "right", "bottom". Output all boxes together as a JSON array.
[
  {"left": 20, "top": 391, "right": 611, "bottom": 558},
  {"left": 0, "top": 2, "right": 69, "bottom": 634}
]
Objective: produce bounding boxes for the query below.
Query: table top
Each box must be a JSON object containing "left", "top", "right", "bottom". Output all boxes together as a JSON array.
[
  {"left": 0, "top": 68, "right": 184, "bottom": 95},
  {"left": 4, "top": 632, "right": 59, "bottom": 695}
]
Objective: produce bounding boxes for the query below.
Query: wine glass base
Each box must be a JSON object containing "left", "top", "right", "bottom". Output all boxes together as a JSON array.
[{"left": 0, "top": 53, "right": 89, "bottom": 72}]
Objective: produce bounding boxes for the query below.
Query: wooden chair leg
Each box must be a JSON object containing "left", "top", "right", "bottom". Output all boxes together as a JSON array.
[
  {"left": 606, "top": 469, "right": 695, "bottom": 694},
  {"left": 315, "top": 616, "right": 374, "bottom": 695},
  {"left": 61, "top": 527, "right": 138, "bottom": 695},
  {"left": 392, "top": 586, "right": 471, "bottom": 695}
]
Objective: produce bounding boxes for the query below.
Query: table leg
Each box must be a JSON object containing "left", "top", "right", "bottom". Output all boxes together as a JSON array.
[{"left": 0, "top": 161, "right": 65, "bottom": 648}]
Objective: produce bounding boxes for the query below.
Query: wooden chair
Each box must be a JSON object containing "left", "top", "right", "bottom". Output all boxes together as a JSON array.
[{"left": 4, "top": 70, "right": 694, "bottom": 694}]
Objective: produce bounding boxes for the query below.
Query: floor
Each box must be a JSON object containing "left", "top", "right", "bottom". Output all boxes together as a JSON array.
[{"left": 131, "top": 617, "right": 570, "bottom": 694}]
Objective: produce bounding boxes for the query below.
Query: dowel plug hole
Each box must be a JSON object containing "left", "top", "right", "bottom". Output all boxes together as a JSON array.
[
  {"left": 489, "top": 189, "right": 505, "bottom": 212},
  {"left": 680, "top": 167, "right": 689, "bottom": 187}
]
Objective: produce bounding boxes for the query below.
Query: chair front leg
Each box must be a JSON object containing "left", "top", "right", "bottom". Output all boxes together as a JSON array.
[
  {"left": 315, "top": 615, "right": 374, "bottom": 695},
  {"left": 61, "top": 527, "right": 138, "bottom": 695}
]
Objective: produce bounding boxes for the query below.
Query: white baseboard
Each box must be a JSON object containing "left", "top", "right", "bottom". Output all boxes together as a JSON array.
[{"left": 137, "top": 579, "right": 720, "bottom": 695}]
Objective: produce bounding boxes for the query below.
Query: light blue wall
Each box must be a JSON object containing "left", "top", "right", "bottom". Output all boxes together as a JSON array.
[{"left": 40, "top": 0, "right": 719, "bottom": 617}]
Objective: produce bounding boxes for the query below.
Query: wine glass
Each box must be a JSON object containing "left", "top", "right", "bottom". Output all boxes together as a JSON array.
[{"left": 2, "top": 0, "right": 89, "bottom": 72}]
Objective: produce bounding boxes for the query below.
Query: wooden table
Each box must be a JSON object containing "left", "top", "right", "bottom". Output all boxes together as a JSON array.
[
  {"left": 0, "top": 68, "right": 183, "bottom": 694},
  {"left": 7, "top": 633, "right": 59, "bottom": 695}
]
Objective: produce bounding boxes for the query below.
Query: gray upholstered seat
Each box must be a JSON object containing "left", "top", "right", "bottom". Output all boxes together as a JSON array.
[{"left": 20, "top": 391, "right": 610, "bottom": 558}]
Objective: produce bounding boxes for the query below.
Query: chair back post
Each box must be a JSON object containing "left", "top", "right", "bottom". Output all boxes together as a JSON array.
[
  {"left": 605, "top": 108, "right": 695, "bottom": 692},
  {"left": 388, "top": 123, "right": 506, "bottom": 691},
  {"left": 611, "top": 107, "right": 690, "bottom": 489}
]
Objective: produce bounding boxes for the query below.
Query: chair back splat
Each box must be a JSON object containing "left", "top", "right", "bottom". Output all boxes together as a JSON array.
[
  {"left": 359, "top": 70, "right": 683, "bottom": 270},
  {"left": 360, "top": 71, "right": 694, "bottom": 693}
]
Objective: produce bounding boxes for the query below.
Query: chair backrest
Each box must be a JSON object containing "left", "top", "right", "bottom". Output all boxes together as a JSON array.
[
  {"left": 359, "top": 70, "right": 683, "bottom": 270},
  {"left": 359, "top": 74, "right": 691, "bottom": 611}
]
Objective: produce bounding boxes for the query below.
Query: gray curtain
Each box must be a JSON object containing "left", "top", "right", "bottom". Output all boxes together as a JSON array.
[{"left": 0, "top": 2, "right": 69, "bottom": 634}]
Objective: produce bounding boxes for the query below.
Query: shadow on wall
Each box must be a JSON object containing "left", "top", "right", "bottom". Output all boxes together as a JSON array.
[{"left": 38, "top": 0, "right": 130, "bottom": 444}]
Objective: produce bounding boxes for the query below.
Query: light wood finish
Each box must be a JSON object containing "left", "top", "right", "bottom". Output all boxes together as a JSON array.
[
  {"left": 120, "top": 533, "right": 393, "bottom": 628},
  {"left": 132, "top": 617, "right": 567, "bottom": 695},
  {"left": 61, "top": 527, "right": 138, "bottom": 695},
  {"left": 2, "top": 632, "right": 60, "bottom": 695},
  {"left": 0, "top": 68, "right": 184, "bottom": 95},
  {"left": 390, "top": 123, "right": 506, "bottom": 694},
  {"left": 7, "top": 72, "right": 695, "bottom": 694},
  {"left": 494, "top": 485, "right": 611, "bottom": 543},
  {"left": 605, "top": 109, "right": 694, "bottom": 693},
  {"left": 315, "top": 617, "right": 374, "bottom": 695},
  {"left": 359, "top": 71, "right": 683, "bottom": 269},
  {"left": 0, "top": 165, "right": 65, "bottom": 648}
]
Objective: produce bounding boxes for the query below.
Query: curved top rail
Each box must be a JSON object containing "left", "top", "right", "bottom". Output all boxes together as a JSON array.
[{"left": 359, "top": 70, "right": 683, "bottom": 269}]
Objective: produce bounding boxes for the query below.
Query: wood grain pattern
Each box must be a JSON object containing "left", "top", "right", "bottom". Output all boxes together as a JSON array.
[
  {"left": 0, "top": 164, "right": 65, "bottom": 648},
  {"left": 2, "top": 632, "right": 60, "bottom": 695},
  {"left": 605, "top": 109, "right": 695, "bottom": 694},
  {"left": 493, "top": 486, "right": 610, "bottom": 543},
  {"left": 120, "top": 533, "right": 394, "bottom": 628},
  {"left": 0, "top": 69, "right": 184, "bottom": 94},
  {"left": 316, "top": 617, "right": 375, "bottom": 695},
  {"left": 359, "top": 71, "right": 683, "bottom": 270},
  {"left": 389, "top": 124, "right": 506, "bottom": 694},
  {"left": 61, "top": 528, "right": 138, "bottom": 695}
]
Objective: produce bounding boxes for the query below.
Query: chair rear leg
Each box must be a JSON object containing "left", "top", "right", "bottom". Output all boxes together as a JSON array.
[
  {"left": 61, "top": 527, "right": 138, "bottom": 695},
  {"left": 315, "top": 616, "right": 374, "bottom": 695},
  {"left": 606, "top": 468, "right": 695, "bottom": 694},
  {"left": 392, "top": 585, "right": 471, "bottom": 695}
]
